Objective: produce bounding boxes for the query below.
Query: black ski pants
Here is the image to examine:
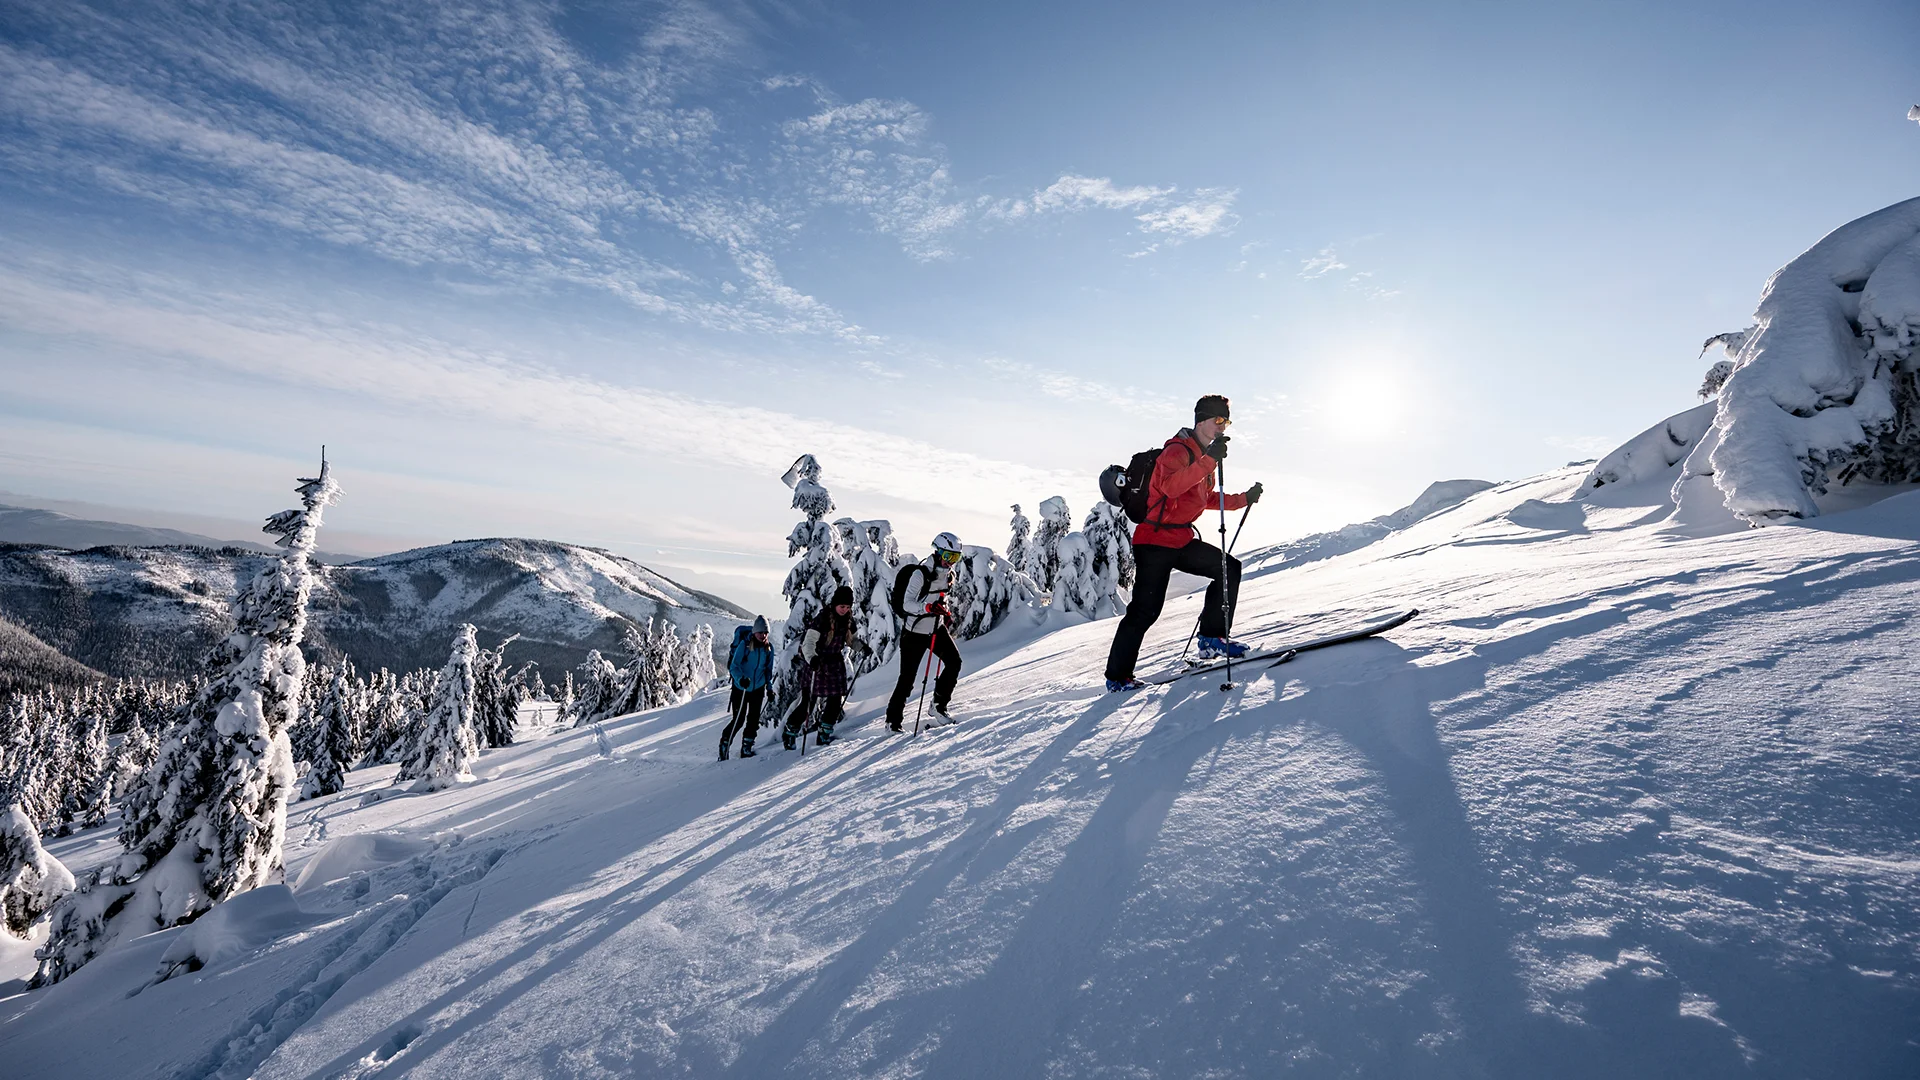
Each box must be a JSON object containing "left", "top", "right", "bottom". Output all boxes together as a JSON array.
[
  {"left": 784, "top": 691, "right": 845, "bottom": 741},
  {"left": 1104, "top": 539, "right": 1241, "bottom": 681},
  {"left": 721, "top": 686, "right": 762, "bottom": 752},
  {"left": 886, "top": 629, "right": 962, "bottom": 726}
]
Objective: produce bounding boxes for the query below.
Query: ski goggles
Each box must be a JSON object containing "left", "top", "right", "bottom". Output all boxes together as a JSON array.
[{"left": 936, "top": 548, "right": 963, "bottom": 564}]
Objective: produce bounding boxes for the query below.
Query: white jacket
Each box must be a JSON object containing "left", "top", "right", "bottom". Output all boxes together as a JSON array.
[{"left": 898, "top": 557, "right": 953, "bottom": 636}]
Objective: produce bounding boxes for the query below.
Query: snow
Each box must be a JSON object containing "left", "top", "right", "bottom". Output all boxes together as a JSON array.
[
  {"left": 1, "top": 465, "right": 1917, "bottom": 1076},
  {"left": 1687, "top": 196, "right": 1920, "bottom": 523}
]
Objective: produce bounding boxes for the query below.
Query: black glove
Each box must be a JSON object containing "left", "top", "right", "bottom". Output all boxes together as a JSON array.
[
  {"left": 1245, "top": 482, "right": 1263, "bottom": 504},
  {"left": 1205, "top": 434, "right": 1230, "bottom": 461}
]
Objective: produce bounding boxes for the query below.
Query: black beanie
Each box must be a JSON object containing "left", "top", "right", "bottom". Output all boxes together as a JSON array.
[
  {"left": 1195, "top": 394, "right": 1231, "bottom": 425},
  {"left": 829, "top": 585, "right": 854, "bottom": 607}
]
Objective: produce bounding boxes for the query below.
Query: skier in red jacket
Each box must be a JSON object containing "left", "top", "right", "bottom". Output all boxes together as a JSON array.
[{"left": 1105, "top": 394, "right": 1264, "bottom": 691}]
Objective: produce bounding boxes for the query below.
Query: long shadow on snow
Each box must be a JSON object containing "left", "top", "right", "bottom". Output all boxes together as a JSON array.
[
  {"left": 296, "top": 728, "right": 902, "bottom": 1080},
  {"left": 715, "top": 688, "right": 1155, "bottom": 1080}
]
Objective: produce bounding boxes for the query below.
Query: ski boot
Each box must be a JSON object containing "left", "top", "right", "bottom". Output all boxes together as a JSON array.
[
  {"left": 781, "top": 727, "right": 797, "bottom": 751},
  {"left": 718, "top": 743, "right": 730, "bottom": 762},
  {"left": 1106, "top": 677, "right": 1146, "bottom": 693},
  {"left": 931, "top": 702, "right": 952, "bottom": 724},
  {"left": 815, "top": 730, "right": 836, "bottom": 747},
  {"left": 887, "top": 720, "right": 904, "bottom": 733},
  {"left": 1195, "top": 636, "right": 1250, "bottom": 660},
  {"left": 739, "top": 743, "right": 757, "bottom": 759}
]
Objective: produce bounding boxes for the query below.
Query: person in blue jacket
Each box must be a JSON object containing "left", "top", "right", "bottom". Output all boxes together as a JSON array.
[{"left": 721, "top": 615, "right": 774, "bottom": 760}]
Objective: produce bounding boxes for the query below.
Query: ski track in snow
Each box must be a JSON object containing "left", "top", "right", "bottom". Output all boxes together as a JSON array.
[{"left": 3, "top": 466, "right": 1919, "bottom": 1077}]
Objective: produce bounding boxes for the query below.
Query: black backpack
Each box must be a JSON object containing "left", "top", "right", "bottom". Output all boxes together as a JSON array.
[
  {"left": 890, "top": 562, "right": 933, "bottom": 618},
  {"left": 1100, "top": 447, "right": 1170, "bottom": 524}
]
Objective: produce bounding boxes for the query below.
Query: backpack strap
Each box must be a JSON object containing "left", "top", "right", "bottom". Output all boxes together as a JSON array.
[{"left": 1145, "top": 442, "right": 1199, "bottom": 531}]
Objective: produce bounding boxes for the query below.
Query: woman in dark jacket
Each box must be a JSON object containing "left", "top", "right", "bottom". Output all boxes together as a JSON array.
[{"left": 783, "top": 585, "right": 855, "bottom": 749}]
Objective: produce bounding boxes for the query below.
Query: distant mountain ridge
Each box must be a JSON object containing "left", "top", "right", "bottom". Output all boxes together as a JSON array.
[
  {"left": 1242, "top": 479, "right": 1498, "bottom": 575},
  {"left": 0, "top": 536, "right": 753, "bottom": 680},
  {"left": 0, "top": 502, "right": 282, "bottom": 554}
]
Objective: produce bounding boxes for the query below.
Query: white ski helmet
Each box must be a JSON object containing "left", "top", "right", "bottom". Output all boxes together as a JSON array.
[{"left": 932, "top": 531, "right": 961, "bottom": 555}]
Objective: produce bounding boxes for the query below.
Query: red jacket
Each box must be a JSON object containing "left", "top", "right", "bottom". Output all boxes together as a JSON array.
[{"left": 1133, "top": 429, "right": 1249, "bottom": 548}]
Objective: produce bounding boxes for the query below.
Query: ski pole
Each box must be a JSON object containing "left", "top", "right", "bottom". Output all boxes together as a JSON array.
[
  {"left": 911, "top": 632, "right": 937, "bottom": 736},
  {"left": 1178, "top": 502, "right": 1253, "bottom": 663},
  {"left": 1218, "top": 462, "right": 1235, "bottom": 692}
]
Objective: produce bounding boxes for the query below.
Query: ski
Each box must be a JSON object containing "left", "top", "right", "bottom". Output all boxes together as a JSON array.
[{"left": 1150, "top": 609, "right": 1419, "bottom": 685}]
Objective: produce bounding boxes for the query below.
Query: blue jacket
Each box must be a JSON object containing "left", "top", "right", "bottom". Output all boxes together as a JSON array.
[{"left": 728, "top": 625, "right": 774, "bottom": 692}]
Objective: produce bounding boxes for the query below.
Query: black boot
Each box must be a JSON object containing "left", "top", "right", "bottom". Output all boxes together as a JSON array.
[
  {"left": 782, "top": 727, "right": 797, "bottom": 751},
  {"left": 718, "top": 743, "right": 730, "bottom": 762},
  {"left": 739, "top": 743, "right": 757, "bottom": 758}
]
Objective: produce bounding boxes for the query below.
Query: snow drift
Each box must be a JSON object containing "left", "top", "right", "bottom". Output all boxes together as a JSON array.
[{"left": 1673, "top": 196, "right": 1920, "bottom": 524}]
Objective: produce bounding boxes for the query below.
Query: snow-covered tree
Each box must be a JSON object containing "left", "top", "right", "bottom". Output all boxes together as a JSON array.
[
  {"left": 773, "top": 454, "right": 853, "bottom": 720},
  {"left": 1082, "top": 501, "right": 1135, "bottom": 618},
  {"left": 1027, "top": 497, "right": 1072, "bottom": 594},
  {"left": 948, "top": 545, "right": 1037, "bottom": 640},
  {"left": 110, "top": 722, "right": 157, "bottom": 801},
  {"left": 36, "top": 458, "right": 339, "bottom": 986},
  {"left": 670, "top": 624, "right": 717, "bottom": 700},
  {"left": 299, "top": 662, "right": 356, "bottom": 801},
  {"left": 398, "top": 624, "right": 480, "bottom": 792},
  {"left": 1674, "top": 197, "right": 1920, "bottom": 523},
  {"left": 1051, "top": 532, "right": 1101, "bottom": 618},
  {"left": 58, "top": 710, "right": 114, "bottom": 832},
  {"left": 568, "top": 650, "right": 617, "bottom": 727},
  {"left": 473, "top": 635, "right": 521, "bottom": 749},
  {"left": 0, "top": 806, "right": 73, "bottom": 938},
  {"left": 601, "top": 622, "right": 667, "bottom": 720},
  {"left": 1007, "top": 505, "right": 1032, "bottom": 577},
  {"left": 559, "top": 670, "right": 575, "bottom": 716},
  {"left": 836, "top": 517, "right": 900, "bottom": 680},
  {"left": 356, "top": 669, "right": 410, "bottom": 767}
]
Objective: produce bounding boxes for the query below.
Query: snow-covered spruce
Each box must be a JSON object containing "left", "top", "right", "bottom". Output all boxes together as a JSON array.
[
  {"left": 0, "top": 805, "right": 73, "bottom": 937},
  {"left": 948, "top": 545, "right": 1036, "bottom": 640},
  {"left": 473, "top": 634, "right": 521, "bottom": 749},
  {"left": 1026, "top": 497, "right": 1072, "bottom": 595},
  {"left": 1678, "top": 196, "right": 1920, "bottom": 523},
  {"left": 57, "top": 709, "right": 113, "bottom": 833},
  {"left": 837, "top": 517, "right": 901, "bottom": 680},
  {"left": 298, "top": 662, "right": 357, "bottom": 801},
  {"left": 1081, "top": 501, "right": 1135, "bottom": 617},
  {"left": 34, "top": 459, "right": 338, "bottom": 986},
  {"left": 568, "top": 650, "right": 618, "bottom": 727},
  {"left": 1006, "top": 504, "right": 1032, "bottom": 581},
  {"left": 397, "top": 624, "right": 480, "bottom": 792},
  {"left": 774, "top": 454, "right": 853, "bottom": 720},
  {"left": 671, "top": 623, "right": 717, "bottom": 700},
  {"left": 601, "top": 622, "right": 668, "bottom": 721}
]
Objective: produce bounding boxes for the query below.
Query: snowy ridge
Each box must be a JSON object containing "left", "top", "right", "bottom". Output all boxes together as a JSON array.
[
  {"left": 4, "top": 462, "right": 1915, "bottom": 1077},
  {"left": 1241, "top": 478, "right": 1496, "bottom": 575},
  {"left": 0, "top": 537, "right": 751, "bottom": 679}
]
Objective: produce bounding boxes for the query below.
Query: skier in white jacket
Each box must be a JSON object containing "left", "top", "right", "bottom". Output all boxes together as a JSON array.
[{"left": 885, "top": 532, "right": 965, "bottom": 731}]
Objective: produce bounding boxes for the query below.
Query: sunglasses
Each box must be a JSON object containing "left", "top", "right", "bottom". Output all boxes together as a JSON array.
[{"left": 1204, "top": 415, "right": 1232, "bottom": 428}]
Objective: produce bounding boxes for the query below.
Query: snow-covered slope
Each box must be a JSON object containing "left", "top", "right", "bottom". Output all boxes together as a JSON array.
[
  {"left": 0, "top": 538, "right": 751, "bottom": 679},
  {"left": 3, "top": 470, "right": 1916, "bottom": 1078},
  {"left": 1242, "top": 478, "right": 1496, "bottom": 574},
  {"left": 0, "top": 611, "right": 103, "bottom": 702}
]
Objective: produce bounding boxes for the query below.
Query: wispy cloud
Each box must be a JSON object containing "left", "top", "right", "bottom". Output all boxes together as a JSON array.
[
  {"left": 1299, "top": 248, "right": 1350, "bottom": 279},
  {"left": 0, "top": 266, "right": 1082, "bottom": 514},
  {"left": 0, "top": 0, "right": 1241, "bottom": 349},
  {"left": 980, "top": 358, "right": 1183, "bottom": 418}
]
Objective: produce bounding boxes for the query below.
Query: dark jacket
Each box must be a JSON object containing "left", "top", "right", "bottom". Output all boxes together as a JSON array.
[{"left": 800, "top": 609, "right": 854, "bottom": 697}]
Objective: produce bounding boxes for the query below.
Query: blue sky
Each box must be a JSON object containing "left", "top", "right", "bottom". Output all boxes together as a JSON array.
[{"left": 1, "top": 0, "right": 1916, "bottom": 611}]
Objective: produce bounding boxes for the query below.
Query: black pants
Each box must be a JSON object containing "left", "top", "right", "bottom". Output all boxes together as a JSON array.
[
  {"left": 1104, "top": 539, "right": 1241, "bottom": 681},
  {"left": 721, "top": 686, "right": 762, "bottom": 751},
  {"left": 886, "top": 630, "right": 962, "bottom": 726},
  {"left": 784, "top": 692, "right": 845, "bottom": 741}
]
